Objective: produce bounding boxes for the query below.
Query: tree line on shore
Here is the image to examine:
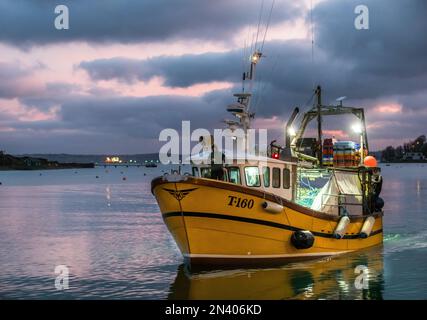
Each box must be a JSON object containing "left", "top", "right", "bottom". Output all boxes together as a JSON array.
[{"left": 382, "top": 135, "right": 427, "bottom": 162}]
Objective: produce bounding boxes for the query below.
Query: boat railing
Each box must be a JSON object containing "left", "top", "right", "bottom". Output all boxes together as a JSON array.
[{"left": 320, "top": 193, "right": 364, "bottom": 216}]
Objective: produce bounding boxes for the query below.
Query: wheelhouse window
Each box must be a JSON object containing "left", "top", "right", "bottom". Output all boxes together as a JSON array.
[
  {"left": 228, "top": 167, "right": 241, "bottom": 185},
  {"left": 201, "top": 168, "right": 211, "bottom": 178},
  {"left": 192, "top": 167, "right": 199, "bottom": 177},
  {"left": 272, "top": 167, "right": 281, "bottom": 188},
  {"left": 283, "top": 168, "right": 291, "bottom": 189},
  {"left": 244, "top": 167, "right": 261, "bottom": 187},
  {"left": 262, "top": 166, "right": 270, "bottom": 187}
]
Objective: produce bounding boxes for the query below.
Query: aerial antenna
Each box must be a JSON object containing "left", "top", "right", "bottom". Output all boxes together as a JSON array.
[
  {"left": 250, "top": 0, "right": 275, "bottom": 112},
  {"left": 254, "top": 0, "right": 265, "bottom": 50},
  {"left": 229, "top": 0, "right": 271, "bottom": 133},
  {"left": 242, "top": 39, "right": 247, "bottom": 92},
  {"left": 310, "top": 0, "right": 316, "bottom": 89},
  {"left": 261, "top": 0, "right": 276, "bottom": 52},
  {"left": 316, "top": 85, "right": 323, "bottom": 166}
]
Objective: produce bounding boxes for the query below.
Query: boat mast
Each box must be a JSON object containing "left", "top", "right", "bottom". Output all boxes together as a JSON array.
[
  {"left": 226, "top": 51, "right": 262, "bottom": 134},
  {"left": 315, "top": 85, "right": 323, "bottom": 166},
  {"left": 247, "top": 51, "right": 262, "bottom": 104}
]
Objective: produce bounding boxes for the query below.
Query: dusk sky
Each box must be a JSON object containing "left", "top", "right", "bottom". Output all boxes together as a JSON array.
[{"left": 0, "top": 0, "right": 426, "bottom": 154}]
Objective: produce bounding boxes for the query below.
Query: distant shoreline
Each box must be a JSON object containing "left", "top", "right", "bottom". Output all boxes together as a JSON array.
[
  {"left": 381, "top": 160, "right": 427, "bottom": 164},
  {"left": 1, "top": 151, "right": 95, "bottom": 171},
  {"left": 14, "top": 153, "right": 160, "bottom": 164},
  {"left": 0, "top": 163, "right": 95, "bottom": 171}
]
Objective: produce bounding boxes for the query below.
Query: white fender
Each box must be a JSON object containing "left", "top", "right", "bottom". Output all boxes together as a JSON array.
[
  {"left": 360, "top": 216, "right": 375, "bottom": 238},
  {"left": 262, "top": 201, "right": 283, "bottom": 214},
  {"left": 333, "top": 216, "right": 351, "bottom": 239}
]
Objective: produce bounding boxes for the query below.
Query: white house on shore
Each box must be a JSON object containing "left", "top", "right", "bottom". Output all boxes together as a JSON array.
[{"left": 402, "top": 152, "right": 426, "bottom": 161}]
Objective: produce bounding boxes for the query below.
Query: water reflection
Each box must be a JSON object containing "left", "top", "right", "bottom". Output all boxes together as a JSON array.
[{"left": 168, "top": 246, "right": 384, "bottom": 300}]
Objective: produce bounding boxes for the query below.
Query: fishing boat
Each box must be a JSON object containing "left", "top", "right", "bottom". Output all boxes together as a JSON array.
[{"left": 151, "top": 50, "right": 384, "bottom": 266}]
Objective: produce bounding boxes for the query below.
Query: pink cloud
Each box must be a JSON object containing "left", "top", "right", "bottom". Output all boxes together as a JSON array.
[
  {"left": 89, "top": 76, "right": 234, "bottom": 98},
  {"left": 0, "top": 98, "right": 57, "bottom": 122},
  {"left": 323, "top": 129, "right": 348, "bottom": 139},
  {"left": 374, "top": 103, "right": 402, "bottom": 114},
  {"left": 252, "top": 116, "right": 282, "bottom": 129},
  {"left": 0, "top": 41, "right": 235, "bottom": 103}
]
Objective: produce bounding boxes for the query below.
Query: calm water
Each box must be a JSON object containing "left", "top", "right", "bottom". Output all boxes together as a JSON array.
[{"left": 0, "top": 164, "right": 426, "bottom": 300}]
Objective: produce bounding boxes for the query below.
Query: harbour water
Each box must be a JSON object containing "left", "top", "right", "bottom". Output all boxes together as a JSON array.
[{"left": 0, "top": 164, "right": 426, "bottom": 299}]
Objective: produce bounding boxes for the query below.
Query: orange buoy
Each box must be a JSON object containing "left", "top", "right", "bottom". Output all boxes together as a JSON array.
[{"left": 364, "top": 156, "right": 378, "bottom": 167}]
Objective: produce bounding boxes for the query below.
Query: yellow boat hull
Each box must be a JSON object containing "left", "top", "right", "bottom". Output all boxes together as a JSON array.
[{"left": 152, "top": 176, "right": 383, "bottom": 266}]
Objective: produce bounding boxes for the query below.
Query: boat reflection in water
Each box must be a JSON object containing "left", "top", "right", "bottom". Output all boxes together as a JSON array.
[{"left": 168, "top": 246, "right": 384, "bottom": 300}]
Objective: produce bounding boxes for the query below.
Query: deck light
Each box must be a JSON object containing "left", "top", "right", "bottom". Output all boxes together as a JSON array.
[
  {"left": 352, "top": 122, "right": 365, "bottom": 164},
  {"left": 251, "top": 51, "right": 262, "bottom": 64},
  {"left": 351, "top": 123, "right": 362, "bottom": 134},
  {"left": 288, "top": 127, "right": 296, "bottom": 137}
]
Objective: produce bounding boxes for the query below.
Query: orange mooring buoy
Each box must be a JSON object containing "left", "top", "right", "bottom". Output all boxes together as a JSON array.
[{"left": 364, "top": 156, "right": 378, "bottom": 167}]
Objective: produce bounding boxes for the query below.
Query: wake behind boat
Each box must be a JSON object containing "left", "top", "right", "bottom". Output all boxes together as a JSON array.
[{"left": 151, "top": 51, "right": 384, "bottom": 266}]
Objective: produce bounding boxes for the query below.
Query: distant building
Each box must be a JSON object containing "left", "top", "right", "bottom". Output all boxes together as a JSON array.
[
  {"left": 105, "top": 156, "right": 122, "bottom": 163},
  {"left": 402, "top": 152, "right": 425, "bottom": 161},
  {"left": 21, "top": 157, "right": 51, "bottom": 167}
]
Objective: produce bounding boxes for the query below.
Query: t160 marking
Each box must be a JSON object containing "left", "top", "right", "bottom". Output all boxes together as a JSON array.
[{"left": 227, "top": 196, "right": 254, "bottom": 209}]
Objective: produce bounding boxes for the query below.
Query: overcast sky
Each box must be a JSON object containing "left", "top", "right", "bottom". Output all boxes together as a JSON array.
[{"left": 0, "top": 0, "right": 426, "bottom": 154}]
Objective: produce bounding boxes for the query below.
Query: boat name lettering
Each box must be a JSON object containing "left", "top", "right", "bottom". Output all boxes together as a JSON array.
[{"left": 227, "top": 196, "right": 254, "bottom": 209}]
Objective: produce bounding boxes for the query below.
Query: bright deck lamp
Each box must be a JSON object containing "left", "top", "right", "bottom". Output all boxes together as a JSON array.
[
  {"left": 352, "top": 122, "right": 364, "bottom": 164},
  {"left": 251, "top": 52, "right": 262, "bottom": 64},
  {"left": 288, "top": 127, "right": 296, "bottom": 137},
  {"left": 351, "top": 123, "right": 363, "bottom": 134}
]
